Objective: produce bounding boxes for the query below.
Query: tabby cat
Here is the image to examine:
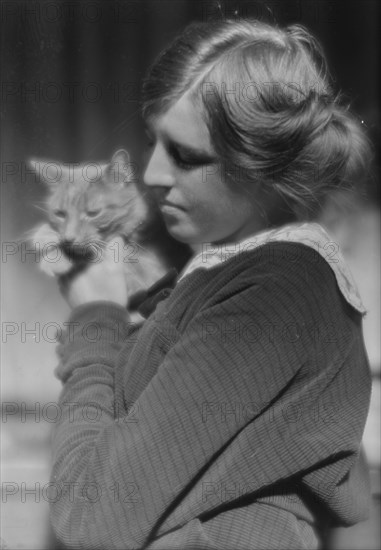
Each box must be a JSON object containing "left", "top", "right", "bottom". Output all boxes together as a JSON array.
[{"left": 29, "top": 149, "right": 167, "bottom": 310}]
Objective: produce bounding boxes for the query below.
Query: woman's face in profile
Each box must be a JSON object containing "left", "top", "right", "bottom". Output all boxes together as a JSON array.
[{"left": 143, "top": 92, "right": 265, "bottom": 245}]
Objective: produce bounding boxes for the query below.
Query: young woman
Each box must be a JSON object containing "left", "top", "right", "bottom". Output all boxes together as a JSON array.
[{"left": 50, "top": 19, "right": 372, "bottom": 549}]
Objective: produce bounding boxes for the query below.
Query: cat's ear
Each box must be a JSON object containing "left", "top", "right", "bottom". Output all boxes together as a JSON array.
[
  {"left": 106, "top": 149, "right": 132, "bottom": 186},
  {"left": 28, "top": 158, "right": 63, "bottom": 187}
]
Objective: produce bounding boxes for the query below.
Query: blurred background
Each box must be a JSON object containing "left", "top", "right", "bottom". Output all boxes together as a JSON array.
[{"left": 1, "top": 1, "right": 379, "bottom": 548}]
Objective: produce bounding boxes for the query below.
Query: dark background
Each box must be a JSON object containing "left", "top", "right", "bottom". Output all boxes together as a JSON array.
[
  {"left": 1, "top": 1, "right": 380, "bottom": 549},
  {"left": 1, "top": 0, "right": 380, "bottom": 242}
]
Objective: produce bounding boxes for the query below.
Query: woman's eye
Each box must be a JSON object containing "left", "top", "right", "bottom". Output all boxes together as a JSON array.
[
  {"left": 170, "top": 148, "right": 202, "bottom": 171},
  {"left": 54, "top": 209, "right": 66, "bottom": 218},
  {"left": 174, "top": 157, "right": 196, "bottom": 170},
  {"left": 86, "top": 209, "right": 101, "bottom": 218}
]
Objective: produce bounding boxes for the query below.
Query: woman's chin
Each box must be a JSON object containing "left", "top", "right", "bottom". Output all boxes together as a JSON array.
[{"left": 165, "top": 223, "right": 201, "bottom": 246}]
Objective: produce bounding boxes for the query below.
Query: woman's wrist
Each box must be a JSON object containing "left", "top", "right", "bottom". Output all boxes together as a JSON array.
[{"left": 67, "top": 300, "right": 130, "bottom": 322}]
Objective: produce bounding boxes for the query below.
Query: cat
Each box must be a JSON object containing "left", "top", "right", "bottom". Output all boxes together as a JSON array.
[{"left": 29, "top": 149, "right": 168, "bottom": 314}]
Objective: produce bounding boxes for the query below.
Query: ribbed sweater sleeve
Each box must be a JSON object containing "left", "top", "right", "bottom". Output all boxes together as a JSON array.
[
  {"left": 50, "top": 301, "right": 141, "bottom": 546},
  {"left": 50, "top": 244, "right": 371, "bottom": 550}
]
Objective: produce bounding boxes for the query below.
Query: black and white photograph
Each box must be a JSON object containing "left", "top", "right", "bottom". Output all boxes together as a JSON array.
[{"left": 1, "top": 1, "right": 380, "bottom": 549}]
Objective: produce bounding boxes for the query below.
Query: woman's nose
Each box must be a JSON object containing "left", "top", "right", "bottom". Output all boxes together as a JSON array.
[{"left": 143, "top": 144, "right": 175, "bottom": 188}]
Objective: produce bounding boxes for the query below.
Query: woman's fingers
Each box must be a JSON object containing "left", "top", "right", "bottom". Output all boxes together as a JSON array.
[{"left": 56, "top": 238, "right": 129, "bottom": 309}]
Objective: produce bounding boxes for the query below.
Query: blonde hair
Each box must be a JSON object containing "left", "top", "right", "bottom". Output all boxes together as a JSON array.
[{"left": 142, "top": 19, "right": 373, "bottom": 221}]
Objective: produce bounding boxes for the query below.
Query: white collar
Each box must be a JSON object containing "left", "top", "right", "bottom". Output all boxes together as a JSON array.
[{"left": 178, "top": 222, "right": 366, "bottom": 315}]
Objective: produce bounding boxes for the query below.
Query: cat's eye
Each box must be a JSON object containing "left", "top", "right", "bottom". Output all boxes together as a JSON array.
[
  {"left": 86, "top": 209, "right": 101, "bottom": 218},
  {"left": 54, "top": 209, "right": 66, "bottom": 218}
]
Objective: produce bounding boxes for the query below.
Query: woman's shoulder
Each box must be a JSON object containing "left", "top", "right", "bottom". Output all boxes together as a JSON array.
[
  {"left": 176, "top": 222, "right": 366, "bottom": 318},
  {"left": 161, "top": 242, "right": 329, "bottom": 328},
  {"left": 177, "top": 240, "right": 329, "bottom": 293}
]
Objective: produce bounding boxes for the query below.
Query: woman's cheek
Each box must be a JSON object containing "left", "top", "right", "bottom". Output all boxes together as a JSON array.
[{"left": 189, "top": 202, "right": 216, "bottom": 233}]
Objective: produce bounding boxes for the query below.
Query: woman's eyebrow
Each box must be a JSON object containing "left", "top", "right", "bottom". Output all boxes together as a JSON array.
[{"left": 144, "top": 120, "right": 217, "bottom": 159}]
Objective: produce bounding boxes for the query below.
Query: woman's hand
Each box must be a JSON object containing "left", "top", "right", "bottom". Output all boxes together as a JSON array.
[{"left": 58, "top": 237, "right": 128, "bottom": 309}]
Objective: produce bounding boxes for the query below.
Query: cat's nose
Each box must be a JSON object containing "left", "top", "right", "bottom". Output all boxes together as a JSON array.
[{"left": 61, "top": 239, "right": 75, "bottom": 254}]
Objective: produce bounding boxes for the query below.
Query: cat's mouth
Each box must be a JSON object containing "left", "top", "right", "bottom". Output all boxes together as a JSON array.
[{"left": 60, "top": 241, "right": 98, "bottom": 262}]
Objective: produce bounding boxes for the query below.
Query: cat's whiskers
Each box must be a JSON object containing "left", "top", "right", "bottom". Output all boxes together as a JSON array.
[
  {"left": 33, "top": 203, "right": 49, "bottom": 214},
  {"left": 92, "top": 236, "right": 151, "bottom": 260},
  {"left": 15, "top": 226, "right": 46, "bottom": 244},
  {"left": 93, "top": 239, "right": 108, "bottom": 247},
  {"left": 9, "top": 235, "right": 32, "bottom": 245},
  {"left": 84, "top": 236, "right": 110, "bottom": 249},
  {"left": 132, "top": 242, "right": 151, "bottom": 254}
]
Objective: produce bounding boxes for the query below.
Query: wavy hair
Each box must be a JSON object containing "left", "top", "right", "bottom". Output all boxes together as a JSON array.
[{"left": 142, "top": 19, "right": 372, "bottom": 220}]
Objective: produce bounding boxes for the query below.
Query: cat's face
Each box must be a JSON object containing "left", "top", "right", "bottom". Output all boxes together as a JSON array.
[{"left": 30, "top": 150, "right": 147, "bottom": 260}]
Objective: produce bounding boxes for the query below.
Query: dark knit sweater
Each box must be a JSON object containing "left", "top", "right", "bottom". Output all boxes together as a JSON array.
[{"left": 51, "top": 242, "right": 371, "bottom": 550}]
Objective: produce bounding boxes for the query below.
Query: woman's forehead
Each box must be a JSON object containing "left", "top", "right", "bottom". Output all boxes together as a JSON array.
[{"left": 145, "top": 93, "right": 213, "bottom": 152}]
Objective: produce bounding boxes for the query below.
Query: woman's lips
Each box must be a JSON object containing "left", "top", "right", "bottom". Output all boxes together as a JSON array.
[{"left": 159, "top": 201, "right": 186, "bottom": 212}]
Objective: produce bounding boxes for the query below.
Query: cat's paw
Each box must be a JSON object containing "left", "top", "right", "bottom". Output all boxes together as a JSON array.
[
  {"left": 31, "top": 223, "right": 73, "bottom": 277},
  {"left": 39, "top": 247, "right": 73, "bottom": 277}
]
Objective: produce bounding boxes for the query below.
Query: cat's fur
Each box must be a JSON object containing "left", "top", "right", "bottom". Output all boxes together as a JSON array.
[{"left": 29, "top": 149, "right": 167, "bottom": 308}]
